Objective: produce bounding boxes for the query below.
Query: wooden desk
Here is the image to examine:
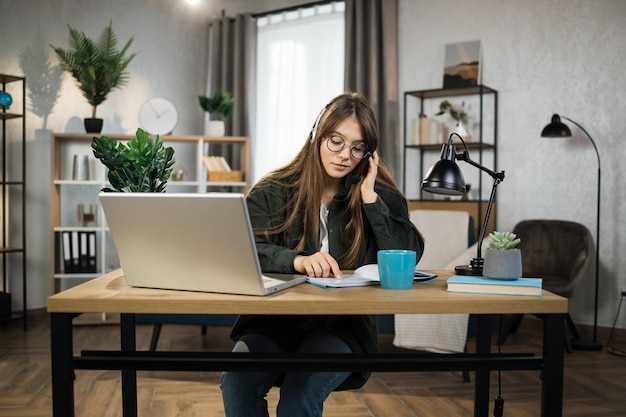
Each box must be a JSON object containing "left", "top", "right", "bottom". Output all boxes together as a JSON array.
[{"left": 48, "top": 269, "right": 568, "bottom": 417}]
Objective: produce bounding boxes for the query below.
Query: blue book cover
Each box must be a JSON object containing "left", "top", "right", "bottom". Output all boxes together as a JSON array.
[{"left": 447, "top": 275, "right": 542, "bottom": 296}]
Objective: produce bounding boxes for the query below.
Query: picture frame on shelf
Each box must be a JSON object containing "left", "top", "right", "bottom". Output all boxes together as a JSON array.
[{"left": 442, "top": 40, "right": 482, "bottom": 89}]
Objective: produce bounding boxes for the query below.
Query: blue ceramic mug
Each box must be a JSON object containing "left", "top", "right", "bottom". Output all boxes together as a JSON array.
[{"left": 377, "top": 250, "right": 416, "bottom": 290}]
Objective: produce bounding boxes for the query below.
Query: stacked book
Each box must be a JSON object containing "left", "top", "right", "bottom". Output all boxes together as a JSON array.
[
  {"left": 203, "top": 156, "right": 243, "bottom": 182},
  {"left": 447, "top": 275, "right": 542, "bottom": 296}
]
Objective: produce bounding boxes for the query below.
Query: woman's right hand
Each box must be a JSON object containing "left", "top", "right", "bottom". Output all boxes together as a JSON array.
[{"left": 294, "top": 253, "right": 342, "bottom": 278}]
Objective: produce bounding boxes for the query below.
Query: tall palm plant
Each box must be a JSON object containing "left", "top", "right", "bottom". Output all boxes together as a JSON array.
[{"left": 51, "top": 21, "right": 137, "bottom": 119}]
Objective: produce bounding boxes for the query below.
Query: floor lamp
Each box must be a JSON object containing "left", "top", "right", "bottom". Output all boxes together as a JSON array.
[
  {"left": 541, "top": 114, "right": 603, "bottom": 351},
  {"left": 421, "top": 133, "right": 505, "bottom": 276}
]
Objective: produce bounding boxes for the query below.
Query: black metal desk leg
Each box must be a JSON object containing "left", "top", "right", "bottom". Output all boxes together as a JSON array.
[
  {"left": 474, "top": 314, "right": 492, "bottom": 417},
  {"left": 50, "top": 313, "right": 76, "bottom": 417},
  {"left": 542, "top": 313, "right": 564, "bottom": 417},
  {"left": 120, "top": 313, "right": 138, "bottom": 417}
]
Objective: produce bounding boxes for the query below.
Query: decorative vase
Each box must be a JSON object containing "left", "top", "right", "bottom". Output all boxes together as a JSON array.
[
  {"left": 483, "top": 249, "right": 522, "bottom": 280},
  {"left": 453, "top": 121, "right": 471, "bottom": 141},
  {"left": 84, "top": 118, "right": 104, "bottom": 133},
  {"left": 206, "top": 120, "right": 225, "bottom": 137}
]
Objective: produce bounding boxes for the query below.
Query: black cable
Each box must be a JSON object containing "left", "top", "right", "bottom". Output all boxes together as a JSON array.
[
  {"left": 494, "top": 315, "right": 504, "bottom": 417},
  {"left": 606, "top": 295, "right": 626, "bottom": 357}
]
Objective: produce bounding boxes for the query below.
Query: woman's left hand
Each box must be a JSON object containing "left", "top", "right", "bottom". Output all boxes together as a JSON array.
[{"left": 360, "top": 151, "right": 379, "bottom": 204}]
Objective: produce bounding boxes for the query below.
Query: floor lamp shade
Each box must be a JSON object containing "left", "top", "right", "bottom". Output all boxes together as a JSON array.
[{"left": 541, "top": 114, "right": 602, "bottom": 351}]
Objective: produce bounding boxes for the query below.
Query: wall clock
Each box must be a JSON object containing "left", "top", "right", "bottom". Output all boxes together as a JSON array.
[{"left": 138, "top": 97, "right": 179, "bottom": 135}]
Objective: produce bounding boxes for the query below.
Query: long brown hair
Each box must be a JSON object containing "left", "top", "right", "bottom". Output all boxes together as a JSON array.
[{"left": 252, "top": 92, "right": 404, "bottom": 268}]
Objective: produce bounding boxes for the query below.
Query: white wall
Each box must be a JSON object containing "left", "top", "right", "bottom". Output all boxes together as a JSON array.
[
  {"left": 1, "top": 0, "right": 625, "bottom": 330},
  {"left": 398, "top": 0, "right": 626, "bottom": 329}
]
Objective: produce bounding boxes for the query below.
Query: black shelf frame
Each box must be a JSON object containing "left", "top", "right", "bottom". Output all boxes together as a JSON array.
[
  {"left": 402, "top": 85, "right": 498, "bottom": 240},
  {"left": 0, "top": 74, "right": 27, "bottom": 330}
]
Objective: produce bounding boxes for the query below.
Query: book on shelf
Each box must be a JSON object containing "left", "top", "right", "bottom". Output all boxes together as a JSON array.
[
  {"left": 418, "top": 116, "right": 447, "bottom": 145},
  {"left": 202, "top": 155, "right": 232, "bottom": 171},
  {"left": 446, "top": 275, "right": 542, "bottom": 296},
  {"left": 307, "top": 264, "right": 438, "bottom": 288}
]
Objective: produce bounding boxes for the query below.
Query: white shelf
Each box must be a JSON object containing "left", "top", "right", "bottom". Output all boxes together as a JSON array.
[{"left": 50, "top": 133, "right": 250, "bottom": 294}]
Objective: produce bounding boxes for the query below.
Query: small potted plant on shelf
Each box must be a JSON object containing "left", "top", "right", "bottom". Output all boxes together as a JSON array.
[
  {"left": 51, "top": 21, "right": 137, "bottom": 133},
  {"left": 482, "top": 231, "right": 522, "bottom": 280},
  {"left": 436, "top": 100, "right": 471, "bottom": 140},
  {"left": 198, "top": 90, "right": 234, "bottom": 136},
  {"left": 91, "top": 128, "right": 175, "bottom": 192}
]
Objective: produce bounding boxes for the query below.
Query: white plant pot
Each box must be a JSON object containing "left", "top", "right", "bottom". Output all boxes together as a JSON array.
[
  {"left": 206, "top": 120, "right": 225, "bottom": 137},
  {"left": 483, "top": 249, "right": 522, "bottom": 280}
]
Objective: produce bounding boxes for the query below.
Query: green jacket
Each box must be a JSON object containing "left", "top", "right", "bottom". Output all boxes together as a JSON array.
[{"left": 230, "top": 179, "right": 424, "bottom": 389}]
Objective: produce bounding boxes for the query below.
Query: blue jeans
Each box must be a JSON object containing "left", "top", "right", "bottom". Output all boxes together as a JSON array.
[{"left": 220, "top": 332, "right": 352, "bottom": 417}]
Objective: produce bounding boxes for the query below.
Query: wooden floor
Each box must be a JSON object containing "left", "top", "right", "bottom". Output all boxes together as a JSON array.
[{"left": 1, "top": 310, "right": 625, "bottom": 417}]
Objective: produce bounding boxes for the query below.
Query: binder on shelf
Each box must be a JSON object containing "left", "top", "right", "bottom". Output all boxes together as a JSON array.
[
  {"left": 71, "top": 231, "right": 80, "bottom": 273},
  {"left": 87, "top": 231, "right": 97, "bottom": 273},
  {"left": 62, "top": 231, "right": 73, "bottom": 273},
  {"left": 54, "top": 232, "right": 63, "bottom": 273},
  {"left": 79, "top": 232, "right": 88, "bottom": 273}
]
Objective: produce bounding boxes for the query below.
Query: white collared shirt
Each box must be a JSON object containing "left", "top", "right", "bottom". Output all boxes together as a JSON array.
[{"left": 319, "top": 202, "right": 330, "bottom": 252}]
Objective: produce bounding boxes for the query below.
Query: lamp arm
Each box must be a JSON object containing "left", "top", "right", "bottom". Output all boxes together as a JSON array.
[
  {"left": 449, "top": 132, "right": 506, "bottom": 181},
  {"left": 456, "top": 152, "right": 506, "bottom": 182},
  {"left": 475, "top": 176, "right": 500, "bottom": 259},
  {"left": 561, "top": 116, "right": 600, "bottom": 167},
  {"left": 454, "top": 131, "right": 505, "bottom": 261}
]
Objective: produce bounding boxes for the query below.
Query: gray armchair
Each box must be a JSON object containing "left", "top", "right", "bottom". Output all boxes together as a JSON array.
[{"left": 498, "top": 219, "right": 593, "bottom": 352}]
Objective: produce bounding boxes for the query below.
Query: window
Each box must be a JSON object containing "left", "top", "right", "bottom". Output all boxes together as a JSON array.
[{"left": 253, "top": 2, "right": 344, "bottom": 182}]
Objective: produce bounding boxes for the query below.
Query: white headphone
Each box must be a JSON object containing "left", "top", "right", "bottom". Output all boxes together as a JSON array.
[{"left": 309, "top": 105, "right": 328, "bottom": 144}]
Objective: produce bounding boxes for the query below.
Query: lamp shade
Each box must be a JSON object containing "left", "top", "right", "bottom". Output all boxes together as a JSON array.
[
  {"left": 421, "top": 159, "right": 466, "bottom": 196},
  {"left": 541, "top": 114, "right": 572, "bottom": 137}
]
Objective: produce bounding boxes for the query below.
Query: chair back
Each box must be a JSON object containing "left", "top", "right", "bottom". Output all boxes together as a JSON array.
[{"left": 512, "top": 219, "right": 592, "bottom": 298}]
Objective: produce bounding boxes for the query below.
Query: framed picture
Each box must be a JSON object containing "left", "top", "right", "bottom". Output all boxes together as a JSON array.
[{"left": 442, "top": 40, "right": 482, "bottom": 89}]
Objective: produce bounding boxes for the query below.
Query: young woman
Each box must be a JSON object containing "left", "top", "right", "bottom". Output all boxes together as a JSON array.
[{"left": 220, "top": 92, "right": 424, "bottom": 417}]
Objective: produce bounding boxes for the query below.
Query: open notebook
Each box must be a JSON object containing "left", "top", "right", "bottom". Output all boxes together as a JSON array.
[
  {"left": 99, "top": 192, "right": 306, "bottom": 295},
  {"left": 306, "top": 264, "right": 438, "bottom": 288}
]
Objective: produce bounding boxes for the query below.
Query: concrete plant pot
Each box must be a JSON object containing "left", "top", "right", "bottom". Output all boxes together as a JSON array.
[{"left": 483, "top": 249, "right": 522, "bottom": 280}]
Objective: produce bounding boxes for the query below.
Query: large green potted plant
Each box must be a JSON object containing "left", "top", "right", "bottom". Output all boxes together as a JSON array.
[
  {"left": 51, "top": 21, "right": 137, "bottom": 133},
  {"left": 91, "top": 128, "right": 175, "bottom": 192},
  {"left": 198, "top": 90, "right": 234, "bottom": 136}
]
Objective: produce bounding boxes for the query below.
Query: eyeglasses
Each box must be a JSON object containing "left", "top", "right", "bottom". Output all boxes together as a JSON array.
[{"left": 325, "top": 136, "right": 371, "bottom": 160}]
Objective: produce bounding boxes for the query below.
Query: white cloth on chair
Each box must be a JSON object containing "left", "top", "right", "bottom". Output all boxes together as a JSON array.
[
  {"left": 393, "top": 210, "right": 473, "bottom": 353},
  {"left": 394, "top": 313, "right": 469, "bottom": 353}
]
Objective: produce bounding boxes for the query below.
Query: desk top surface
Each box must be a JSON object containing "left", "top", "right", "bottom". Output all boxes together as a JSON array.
[{"left": 47, "top": 269, "right": 567, "bottom": 315}]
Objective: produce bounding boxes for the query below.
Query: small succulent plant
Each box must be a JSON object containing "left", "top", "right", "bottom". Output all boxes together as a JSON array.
[{"left": 487, "top": 231, "right": 521, "bottom": 250}]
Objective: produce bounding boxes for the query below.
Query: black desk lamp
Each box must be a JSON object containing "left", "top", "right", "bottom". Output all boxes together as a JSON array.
[
  {"left": 422, "top": 133, "right": 505, "bottom": 276},
  {"left": 541, "top": 114, "right": 602, "bottom": 351}
]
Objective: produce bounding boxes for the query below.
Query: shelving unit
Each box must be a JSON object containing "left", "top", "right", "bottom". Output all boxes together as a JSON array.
[
  {"left": 0, "top": 74, "right": 27, "bottom": 330},
  {"left": 403, "top": 85, "right": 498, "bottom": 242},
  {"left": 50, "top": 133, "right": 250, "bottom": 295}
]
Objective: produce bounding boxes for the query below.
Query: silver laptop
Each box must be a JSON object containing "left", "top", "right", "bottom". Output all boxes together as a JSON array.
[{"left": 99, "top": 192, "right": 306, "bottom": 295}]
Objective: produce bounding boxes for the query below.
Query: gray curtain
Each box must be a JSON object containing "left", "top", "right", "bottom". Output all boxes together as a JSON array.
[
  {"left": 206, "top": 13, "right": 256, "bottom": 170},
  {"left": 344, "top": 0, "right": 399, "bottom": 177}
]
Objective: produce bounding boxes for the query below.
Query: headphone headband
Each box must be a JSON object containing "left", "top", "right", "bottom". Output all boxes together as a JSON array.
[{"left": 309, "top": 105, "right": 328, "bottom": 144}]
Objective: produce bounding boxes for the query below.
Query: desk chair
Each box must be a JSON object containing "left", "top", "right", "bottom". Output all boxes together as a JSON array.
[{"left": 498, "top": 219, "right": 592, "bottom": 352}]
